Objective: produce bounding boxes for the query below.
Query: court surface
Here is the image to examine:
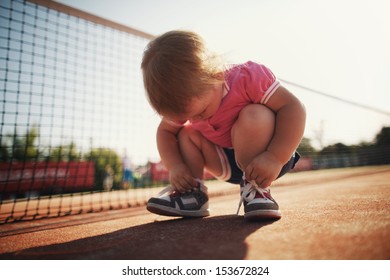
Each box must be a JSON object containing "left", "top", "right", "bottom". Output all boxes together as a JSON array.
[{"left": 0, "top": 166, "right": 389, "bottom": 260}]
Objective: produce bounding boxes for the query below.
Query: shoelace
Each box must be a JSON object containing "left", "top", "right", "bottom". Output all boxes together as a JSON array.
[
  {"left": 237, "top": 180, "right": 268, "bottom": 215},
  {"left": 157, "top": 178, "right": 207, "bottom": 197}
]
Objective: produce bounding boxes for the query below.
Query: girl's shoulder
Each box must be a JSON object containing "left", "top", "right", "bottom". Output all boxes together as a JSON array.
[
  {"left": 224, "top": 61, "right": 274, "bottom": 85},
  {"left": 225, "top": 61, "right": 267, "bottom": 73}
]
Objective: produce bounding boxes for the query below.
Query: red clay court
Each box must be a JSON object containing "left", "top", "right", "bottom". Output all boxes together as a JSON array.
[{"left": 0, "top": 165, "right": 389, "bottom": 260}]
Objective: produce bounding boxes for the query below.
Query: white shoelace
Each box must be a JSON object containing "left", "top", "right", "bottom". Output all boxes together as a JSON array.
[
  {"left": 157, "top": 178, "right": 207, "bottom": 197},
  {"left": 237, "top": 180, "right": 268, "bottom": 215},
  {"left": 156, "top": 185, "right": 174, "bottom": 197}
]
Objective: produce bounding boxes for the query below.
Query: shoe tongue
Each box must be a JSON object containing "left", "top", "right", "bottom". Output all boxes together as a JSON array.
[
  {"left": 254, "top": 192, "right": 263, "bottom": 199},
  {"left": 260, "top": 189, "right": 272, "bottom": 200}
]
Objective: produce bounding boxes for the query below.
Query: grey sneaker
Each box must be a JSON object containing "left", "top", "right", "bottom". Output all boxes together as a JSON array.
[
  {"left": 147, "top": 180, "right": 210, "bottom": 218},
  {"left": 237, "top": 178, "right": 282, "bottom": 220}
]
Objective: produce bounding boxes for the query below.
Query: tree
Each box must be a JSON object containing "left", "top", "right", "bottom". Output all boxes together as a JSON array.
[
  {"left": 320, "top": 142, "right": 353, "bottom": 155},
  {"left": 2, "top": 125, "right": 40, "bottom": 162},
  {"left": 374, "top": 127, "right": 390, "bottom": 146},
  {"left": 87, "top": 148, "right": 123, "bottom": 190},
  {"left": 372, "top": 126, "right": 390, "bottom": 164},
  {"left": 47, "top": 142, "right": 80, "bottom": 162},
  {"left": 0, "top": 142, "right": 9, "bottom": 162},
  {"left": 297, "top": 137, "right": 317, "bottom": 157}
]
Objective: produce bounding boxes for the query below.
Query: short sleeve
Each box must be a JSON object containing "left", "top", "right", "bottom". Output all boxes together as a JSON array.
[{"left": 242, "top": 61, "right": 280, "bottom": 104}]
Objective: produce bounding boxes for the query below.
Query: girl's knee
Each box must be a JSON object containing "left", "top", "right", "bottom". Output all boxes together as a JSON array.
[
  {"left": 178, "top": 125, "right": 199, "bottom": 142},
  {"left": 236, "top": 104, "right": 275, "bottom": 127}
]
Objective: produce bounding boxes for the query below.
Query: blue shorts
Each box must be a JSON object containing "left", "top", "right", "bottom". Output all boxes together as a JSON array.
[{"left": 215, "top": 147, "right": 300, "bottom": 184}]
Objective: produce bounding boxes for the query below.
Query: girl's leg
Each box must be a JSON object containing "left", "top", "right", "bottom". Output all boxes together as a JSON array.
[
  {"left": 147, "top": 125, "right": 217, "bottom": 218},
  {"left": 231, "top": 104, "right": 283, "bottom": 220},
  {"left": 231, "top": 104, "right": 275, "bottom": 170},
  {"left": 177, "top": 125, "right": 223, "bottom": 180}
]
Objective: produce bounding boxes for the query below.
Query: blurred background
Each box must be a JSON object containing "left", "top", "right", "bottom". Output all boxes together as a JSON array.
[{"left": 1, "top": 0, "right": 389, "bottom": 222}]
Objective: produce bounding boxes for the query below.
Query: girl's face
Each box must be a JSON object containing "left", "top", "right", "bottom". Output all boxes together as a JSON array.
[
  {"left": 167, "top": 82, "right": 224, "bottom": 123},
  {"left": 187, "top": 83, "right": 224, "bottom": 121}
]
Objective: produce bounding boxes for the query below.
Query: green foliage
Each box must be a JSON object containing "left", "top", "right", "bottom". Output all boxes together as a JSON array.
[
  {"left": 0, "top": 126, "right": 124, "bottom": 190},
  {"left": 297, "top": 137, "right": 317, "bottom": 157},
  {"left": 0, "top": 125, "right": 40, "bottom": 162},
  {"left": 320, "top": 142, "right": 354, "bottom": 155},
  {"left": 315, "top": 126, "right": 390, "bottom": 167},
  {"left": 375, "top": 127, "right": 390, "bottom": 146},
  {"left": 46, "top": 142, "right": 80, "bottom": 162},
  {"left": 87, "top": 148, "right": 123, "bottom": 190}
]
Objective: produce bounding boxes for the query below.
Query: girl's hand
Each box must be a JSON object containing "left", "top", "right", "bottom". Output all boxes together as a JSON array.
[
  {"left": 244, "top": 151, "right": 284, "bottom": 188},
  {"left": 169, "top": 164, "right": 197, "bottom": 193}
]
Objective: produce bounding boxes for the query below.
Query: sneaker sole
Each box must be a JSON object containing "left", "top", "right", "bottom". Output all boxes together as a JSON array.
[
  {"left": 244, "top": 209, "right": 282, "bottom": 221},
  {"left": 147, "top": 202, "right": 210, "bottom": 218}
]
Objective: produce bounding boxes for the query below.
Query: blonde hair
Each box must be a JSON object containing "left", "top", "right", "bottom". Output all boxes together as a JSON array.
[{"left": 141, "top": 30, "right": 224, "bottom": 115}]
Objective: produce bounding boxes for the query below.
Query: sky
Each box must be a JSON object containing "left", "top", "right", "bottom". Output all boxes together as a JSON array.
[{"left": 57, "top": 0, "right": 390, "bottom": 152}]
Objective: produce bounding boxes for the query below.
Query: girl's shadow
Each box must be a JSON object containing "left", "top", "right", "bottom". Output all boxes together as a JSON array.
[{"left": 1, "top": 215, "right": 276, "bottom": 260}]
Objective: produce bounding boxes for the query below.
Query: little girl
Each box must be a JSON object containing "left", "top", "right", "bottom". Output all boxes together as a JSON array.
[{"left": 141, "top": 30, "right": 306, "bottom": 220}]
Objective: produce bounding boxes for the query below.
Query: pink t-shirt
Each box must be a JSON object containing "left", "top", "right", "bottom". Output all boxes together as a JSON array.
[{"left": 169, "top": 61, "right": 280, "bottom": 148}]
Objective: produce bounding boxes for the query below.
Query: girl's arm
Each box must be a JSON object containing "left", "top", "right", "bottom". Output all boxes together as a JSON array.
[
  {"left": 156, "top": 120, "right": 197, "bottom": 191},
  {"left": 244, "top": 85, "right": 306, "bottom": 188},
  {"left": 265, "top": 85, "right": 306, "bottom": 164}
]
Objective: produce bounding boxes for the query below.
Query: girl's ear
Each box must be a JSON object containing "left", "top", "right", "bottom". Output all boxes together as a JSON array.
[{"left": 213, "top": 72, "right": 224, "bottom": 80}]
